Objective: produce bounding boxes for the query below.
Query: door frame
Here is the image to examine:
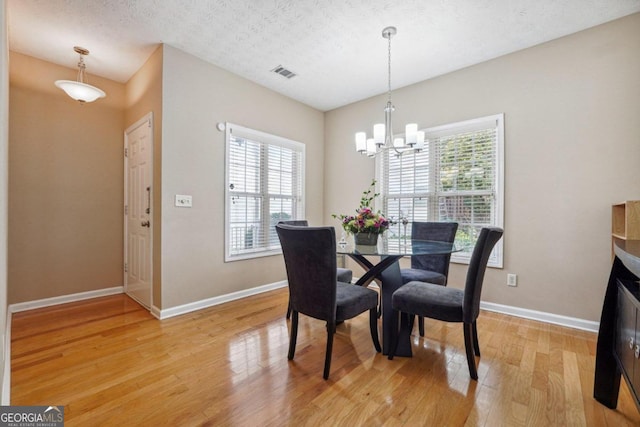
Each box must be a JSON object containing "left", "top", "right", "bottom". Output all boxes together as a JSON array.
[{"left": 124, "top": 112, "right": 154, "bottom": 309}]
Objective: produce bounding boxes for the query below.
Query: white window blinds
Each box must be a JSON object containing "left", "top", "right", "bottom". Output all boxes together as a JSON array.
[
  {"left": 225, "top": 123, "right": 305, "bottom": 262},
  {"left": 378, "top": 114, "right": 504, "bottom": 267}
]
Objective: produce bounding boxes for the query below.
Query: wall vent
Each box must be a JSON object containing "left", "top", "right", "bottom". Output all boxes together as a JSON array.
[{"left": 271, "top": 65, "right": 297, "bottom": 79}]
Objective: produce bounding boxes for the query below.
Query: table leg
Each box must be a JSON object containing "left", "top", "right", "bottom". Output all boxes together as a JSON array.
[
  {"left": 379, "top": 260, "right": 412, "bottom": 356},
  {"left": 347, "top": 254, "right": 412, "bottom": 356}
]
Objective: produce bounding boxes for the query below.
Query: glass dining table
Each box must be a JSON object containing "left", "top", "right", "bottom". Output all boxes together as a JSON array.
[{"left": 337, "top": 235, "right": 459, "bottom": 356}]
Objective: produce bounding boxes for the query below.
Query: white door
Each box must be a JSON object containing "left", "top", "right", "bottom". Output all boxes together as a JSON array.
[{"left": 124, "top": 113, "right": 153, "bottom": 309}]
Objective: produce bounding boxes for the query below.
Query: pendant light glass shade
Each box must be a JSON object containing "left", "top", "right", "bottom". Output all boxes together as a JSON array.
[
  {"left": 54, "top": 80, "right": 106, "bottom": 103},
  {"left": 55, "top": 46, "right": 106, "bottom": 103}
]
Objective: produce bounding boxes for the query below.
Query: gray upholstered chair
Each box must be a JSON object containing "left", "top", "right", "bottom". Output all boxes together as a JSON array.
[
  {"left": 276, "top": 224, "right": 381, "bottom": 379},
  {"left": 388, "top": 227, "right": 503, "bottom": 380},
  {"left": 400, "top": 221, "right": 458, "bottom": 336},
  {"left": 278, "top": 220, "right": 353, "bottom": 319}
]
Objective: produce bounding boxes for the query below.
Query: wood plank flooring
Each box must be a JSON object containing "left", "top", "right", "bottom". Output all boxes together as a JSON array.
[{"left": 10, "top": 289, "right": 640, "bottom": 426}]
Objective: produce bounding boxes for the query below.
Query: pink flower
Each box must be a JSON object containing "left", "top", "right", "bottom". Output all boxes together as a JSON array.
[{"left": 359, "top": 207, "right": 372, "bottom": 215}]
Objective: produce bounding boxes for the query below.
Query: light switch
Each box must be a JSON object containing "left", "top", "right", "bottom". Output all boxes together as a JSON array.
[{"left": 175, "top": 194, "right": 193, "bottom": 207}]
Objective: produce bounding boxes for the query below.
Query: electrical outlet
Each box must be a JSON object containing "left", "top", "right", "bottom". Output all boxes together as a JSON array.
[
  {"left": 175, "top": 194, "right": 193, "bottom": 207},
  {"left": 507, "top": 273, "right": 518, "bottom": 287}
]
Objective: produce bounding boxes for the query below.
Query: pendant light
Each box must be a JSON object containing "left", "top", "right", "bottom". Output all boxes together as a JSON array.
[
  {"left": 55, "top": 46, "right": 106, "bottom": 103},
  {"left": 355, "top": 27, "right": 424, "bottom": 157}
]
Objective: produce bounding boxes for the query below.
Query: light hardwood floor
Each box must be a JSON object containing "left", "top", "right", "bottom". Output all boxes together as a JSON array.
[{"left": 10, "top": 289, "right": 640, "bottom": 426}]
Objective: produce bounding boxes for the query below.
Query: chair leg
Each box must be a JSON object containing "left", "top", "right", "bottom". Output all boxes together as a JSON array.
[
  {"left": 323, "top": 321, "right": 335, "bottom": 380},
  {"left": 472, "top": 321, "right": 480, "bottom": 356},
  {"left": 369, "top": 308, "right": 381, "bottom": 352},
  {"left": 463, "top": 322, "right": 478, "bottom": 380},
  {"left": 387, "top": 309, "right": 400, "bottom": 360},
  {"left": 288, "top": 311, "right": 298, "bottom": 360},
  {"left": 286, "top": 301, "right": 292, "bottom": 319},
  {"left": 408, "top": 314, "right": 422, "bottom": 336}
]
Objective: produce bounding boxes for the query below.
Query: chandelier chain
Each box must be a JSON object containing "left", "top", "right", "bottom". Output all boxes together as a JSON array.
[{"left": 77, "top": 55, "right": 87, "bottom": 84}]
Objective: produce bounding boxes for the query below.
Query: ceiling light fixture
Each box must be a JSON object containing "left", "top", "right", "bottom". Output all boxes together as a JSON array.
[
  {"left": 55, "top": 46, "right": 106, "bottom": 103},
  {"left": 355, "top": 27, "right": 424, "bottom": 157}
]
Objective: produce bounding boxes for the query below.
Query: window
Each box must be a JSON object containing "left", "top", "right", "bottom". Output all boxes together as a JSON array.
[
  {"left": 377, "top": 114, "right": 504, "bottom": 267},
  {"left": 225, "top": 123, "right": 305, "bottom": 262}
]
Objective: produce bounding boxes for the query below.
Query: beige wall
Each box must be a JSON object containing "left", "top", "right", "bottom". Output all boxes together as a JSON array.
[
  {"left": 8, "top": 52, "right": 126, "bottom": 303},
  {"left": 324, "top": 13, "right": 640, "bottom": 322},
  {"left": 159, "top": 45, "right": 324, "bottom": 308},
  {"left": 125, "top": 46, "right": 163, "bottom": 308}
]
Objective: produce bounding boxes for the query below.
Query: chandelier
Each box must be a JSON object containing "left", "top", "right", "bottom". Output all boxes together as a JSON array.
[
  {"left": 55, "top": 46, "right": 106, "bottom": 103},
  {"left": 355, "top": 26, "right": 424, "bottom": 157}
]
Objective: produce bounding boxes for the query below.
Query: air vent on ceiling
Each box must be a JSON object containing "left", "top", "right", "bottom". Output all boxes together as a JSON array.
[{"left": 271, "top": 65, "right": 297, "bottom": 79}]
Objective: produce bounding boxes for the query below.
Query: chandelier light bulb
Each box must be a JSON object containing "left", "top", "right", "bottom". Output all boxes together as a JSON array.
[
  {"left": 373, "top": 124, "right": 385, "bottom": 147},
  {"left": 355, "top": 132, "right": 367, "bottom": 153},
  {"left": 416, "top": 131, "right": 426, "bottom": 149},
  {"left": 405, "top": 123, "right": 418, "bottom": 146},
  {"left": 366, "top": 138, "right": 376, "bottom": 157}
]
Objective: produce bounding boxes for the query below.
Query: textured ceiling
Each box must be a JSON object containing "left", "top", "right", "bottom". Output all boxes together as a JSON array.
[{"left": 7, "top": 0, "right": 640, "bottom": 111}]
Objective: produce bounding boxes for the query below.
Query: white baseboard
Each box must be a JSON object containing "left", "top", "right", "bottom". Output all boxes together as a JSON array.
[
  {"left": 156, "top": 280, "right": 288, "bottom": 319},
  {"left": 6, "top": 282, "right": 600, "bottom": 333},
  {"left": 9, "top": 286, "right": 124, "bottom": 313},
  {"left": 6, "top": 280, "right": 289, "bottom": 320},
  {"left": 150, "top": 305, "right": 162, "bottom": 319},
  {"left": 2, "top": 310, "right": 11, "bottom": 405},
  {"left": 480, "top": 301, "right": 599, "bottom": 333}
]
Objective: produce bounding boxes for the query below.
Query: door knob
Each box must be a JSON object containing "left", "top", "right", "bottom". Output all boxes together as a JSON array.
[{"left": 141, "top": 220, "right": 150, "bottom": 227}]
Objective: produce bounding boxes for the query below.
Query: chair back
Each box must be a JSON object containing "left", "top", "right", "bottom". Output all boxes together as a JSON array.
[
  {"left": 276, "top": 224, "right": 338, "bottom": 321},
  {"left": 462, "top": 227, "right": 504, "bottom": 323},
  {"left": 411, "top": 222, "right": 459, "bottom": 279},
  {"left": 278, "top": 220, "right": 309, "bottom": 227}
]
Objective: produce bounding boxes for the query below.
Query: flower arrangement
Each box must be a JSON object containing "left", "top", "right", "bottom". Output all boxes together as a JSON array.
[{"left": 333, "top": 180, "right": 390, "bottom": 235}]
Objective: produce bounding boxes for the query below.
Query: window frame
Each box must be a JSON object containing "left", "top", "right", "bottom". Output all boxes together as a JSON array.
[
  {"left": 224, "top": 123, "right": 305, "bottom": 262},
  {"left": 376, "top": 113, "right": 504, "bottom": 267}
]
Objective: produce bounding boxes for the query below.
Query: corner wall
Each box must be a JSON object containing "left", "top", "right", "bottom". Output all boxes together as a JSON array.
[{"left": 324, "top": 13, "right": 640, "bottom": 322}]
